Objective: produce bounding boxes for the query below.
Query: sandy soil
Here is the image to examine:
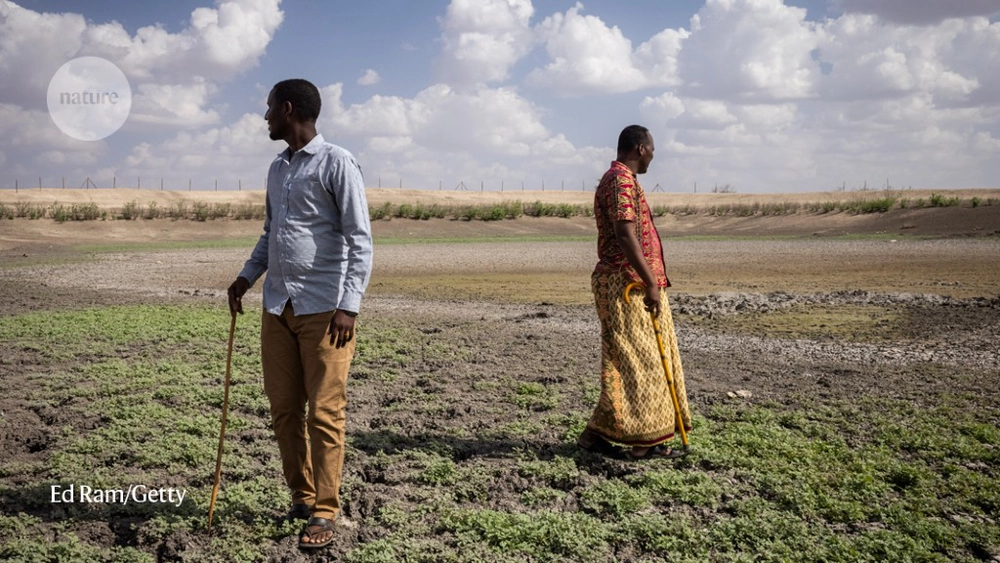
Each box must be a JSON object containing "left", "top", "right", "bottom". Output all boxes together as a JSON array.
[{"left": 2, "top": 200, "right": 999, "bottom": 306}]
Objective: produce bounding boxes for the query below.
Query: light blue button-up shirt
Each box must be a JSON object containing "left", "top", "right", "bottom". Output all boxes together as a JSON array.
[{"left": 238, "top": 134, "right": 373, "bottom": 316}]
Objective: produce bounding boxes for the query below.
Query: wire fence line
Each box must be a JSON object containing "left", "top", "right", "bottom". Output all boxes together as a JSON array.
[
  {"left": 0, "top": 176, "right": 687, "bottom": 193},
  {"left": 1, "top": 176, "right": 261, "bottom": 192}
]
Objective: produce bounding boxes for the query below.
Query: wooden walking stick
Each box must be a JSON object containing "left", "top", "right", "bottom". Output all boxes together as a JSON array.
[
  {"left": 624, "top": 281, "right": 690, "bottom": 454},
  {"left": 207, "top": 310, "right": 237, "bottom": 532}
]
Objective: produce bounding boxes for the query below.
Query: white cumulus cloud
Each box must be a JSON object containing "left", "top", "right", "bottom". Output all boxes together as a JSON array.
[
  {"left": 117, "top": 112, "right": 274, "bottom": 187},
  {"left": 0, "top": 0, "right": 283, "bottom": 123},
  {"left": 358, "top": 69, "right": 381, "bottom": 86},
  {"left": 815, "top": 15, "right": 995, "bottom": 106},
  {"left": 834, "top": 0, "right": 1000, "bottom": 26},
  {"left": 677, "top": 0, "right": 820, "bottom": 101},
  {"left": 435, "top": 0, "right": 535, "bottom": 86},
  {"left": 526, "top": 2, "right": 687, "bottom": 95},
  {"left": 319, "top": 78, "right": 611, "bottom": 189}
]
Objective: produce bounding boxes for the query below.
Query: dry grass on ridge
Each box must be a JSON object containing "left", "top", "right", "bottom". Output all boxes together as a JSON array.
[{"left": 3, "top": 187, "right": 1000, "bottom": 211}]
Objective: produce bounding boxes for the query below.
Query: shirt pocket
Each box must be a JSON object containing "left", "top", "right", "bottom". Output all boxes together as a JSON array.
[{"left": 286, "top": 179, "right": 326, "bottom": 219}]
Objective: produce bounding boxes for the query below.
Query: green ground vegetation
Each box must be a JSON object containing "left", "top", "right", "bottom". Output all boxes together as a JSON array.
[{"left": 0, "top": 304, "right": 997, "bottom": 561}]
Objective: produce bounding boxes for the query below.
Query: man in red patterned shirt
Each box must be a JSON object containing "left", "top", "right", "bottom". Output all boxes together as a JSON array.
[{"left": 579, "top": 125, "right": 692, "bottom": 459}]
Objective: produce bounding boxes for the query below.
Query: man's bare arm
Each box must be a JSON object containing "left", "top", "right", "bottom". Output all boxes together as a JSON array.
[{"left": 613, "top": 220, "right": 661, "bottom": 316}]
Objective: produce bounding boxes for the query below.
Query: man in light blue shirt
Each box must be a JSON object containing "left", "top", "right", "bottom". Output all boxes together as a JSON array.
[{"left": 228, "top": 78, "right": 372, "bottom": 550}]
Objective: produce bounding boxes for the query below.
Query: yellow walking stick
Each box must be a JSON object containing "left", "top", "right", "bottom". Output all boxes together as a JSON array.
[
  {"left": 207, "top": 310, "right": 237, "bottom": 532},
  {"left": 624, "top": 281, "right": 690, "bottom": 454}
]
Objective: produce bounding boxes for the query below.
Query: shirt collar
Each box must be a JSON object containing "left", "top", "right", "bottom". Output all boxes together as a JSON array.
[
  {"left": 610, "top": 160, "right": 635, "bottom": 177},
  {"left": 279, "top": 133, "right": 325, "bottom": 160}
]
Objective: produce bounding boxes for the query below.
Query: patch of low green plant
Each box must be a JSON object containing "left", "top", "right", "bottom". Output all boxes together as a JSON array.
[
  {"left": 120, "top": 199, "right": 142, "bottom": 220},
  {"left": 13, "top": 201, "right": 47, "bottom": 219},
  {"left": 0, "top": 521, "right": 154, "bottom": 562},
  {"left": 143, "top": 200, "right": 161, "bottom": 219},
  {"left": 580, "top": 478, "right": 650, "bottom": 517},
  {"left": 631, "top": 469, "right": 725, "bottom": 509},
  {"left": 837, "top": 196, "right": 896, "bottom": 214},
  {"left": 418, "top": 456, "right": 458, "bottom": 486},
  {"left": 510, "top": 381, "right": 561, "bottom": 411},
  {"left": 617, "top": 511, "right": 706, "bottom": 560},
  {"left": 494, "top": 419, "right": 544, "bottom": 437},
  {"left": 233, "top": 202, "right": 265, "bottom": 220},
  {"left": 52, "top": 202, "right": 101, "bottom": 222},
  {"left": 520, "top": 486, "right": 566, "bottom": 507},
  {"left": 166, "top": 200, "right": 186, "bottom": 219},
  {"left": 396, "top": 202, "right": 448, "bottom": 220},
  {"left": 761, "top": 201, "right": 800, "bottom": 215},
  {"left": 215, "top": 202, "right": 233, "bottom": 218},
  {"left": 368, "top": 201, "right": 393, "bottom": 220},
  {"left": 517, "top": 455, "right": 581, "bottom": 489},
  {"left": 191, "top": 201, "right": 210, "bottom": 221},
  {"left": 440, "top": 508, "right": 612, "bottom": 562},
  {"left": 0, "top": 304, "right": 242, "bottom": 362},
  {"left": 346, "top": 539, "right": 399, "bottom": 563},
  {"left": 929, "top": 192, "right": 960, "bottom": 207}
]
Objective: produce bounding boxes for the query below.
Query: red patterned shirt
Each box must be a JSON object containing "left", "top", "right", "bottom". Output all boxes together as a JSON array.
[{"left": 593, "top": 160, "right": 670, "bottom": 287}]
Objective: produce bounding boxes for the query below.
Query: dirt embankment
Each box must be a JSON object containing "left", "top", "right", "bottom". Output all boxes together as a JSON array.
[{"left": 2, "top": 188, "right": 999, "bottom": 242}]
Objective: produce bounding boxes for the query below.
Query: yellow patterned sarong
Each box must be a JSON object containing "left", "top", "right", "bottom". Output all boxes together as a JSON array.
[{"left": 587, "top": 270, "right": 692, "bottom": 446}]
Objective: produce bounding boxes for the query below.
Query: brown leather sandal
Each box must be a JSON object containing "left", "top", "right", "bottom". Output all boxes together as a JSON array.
[{"left": 298, "top": 516, "right": 335, "bottom": 549}]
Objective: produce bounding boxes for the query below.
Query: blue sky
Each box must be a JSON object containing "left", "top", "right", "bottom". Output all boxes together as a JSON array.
[{"left": 1, "top": 0, "right": 999, "bottom": 192}]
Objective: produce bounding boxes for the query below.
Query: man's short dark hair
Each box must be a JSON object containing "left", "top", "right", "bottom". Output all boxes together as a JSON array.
[
  {"left": 272, "top": 79, "right": 321, "bottom": 122},
  {"left": 617, "top": 125, "right": 650, "bottom": 153}
]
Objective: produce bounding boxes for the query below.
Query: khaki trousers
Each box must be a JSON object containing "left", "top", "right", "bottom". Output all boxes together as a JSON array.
[{"left": 261, "top": 303, "right": 355, "bottom": 520}]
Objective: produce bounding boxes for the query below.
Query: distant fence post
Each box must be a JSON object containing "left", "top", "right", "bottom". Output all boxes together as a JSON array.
[
  {"left": 15, "top": 179, "right": 18, "bottom": 193},
  {"left": 189, "top": 179, "right": 192, "bottom": 191},
  {"left": 161, "top": 178, "right": 164, "bottom": 190},
  {"left": 63, "top": 177, "right": 66, "bottom": 189},
  {"left": 239, "top": 179, "right": 242, "bottom": 191}
]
